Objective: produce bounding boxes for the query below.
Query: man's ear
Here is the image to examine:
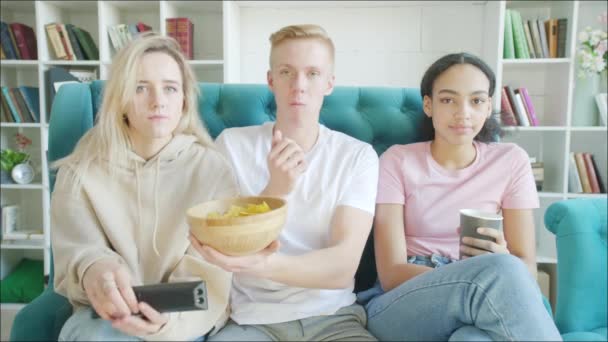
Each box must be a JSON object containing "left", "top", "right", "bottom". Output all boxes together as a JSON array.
[
  {"left": 423, "top": 95, "right": 433, "bottom": 118},
  {"left": 324, "top": 74, "right": 335, "bottom": 96},
  {"left": 267, "top": 70, "right": 274, "bottom": 91}
]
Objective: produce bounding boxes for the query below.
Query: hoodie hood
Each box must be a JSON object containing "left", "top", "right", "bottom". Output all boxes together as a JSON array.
[{"left": 125, "top": 134, "right": 198, "bottom": 168}]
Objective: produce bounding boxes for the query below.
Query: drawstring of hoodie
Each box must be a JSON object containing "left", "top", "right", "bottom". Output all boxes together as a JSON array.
[
  {"left": 135, "top": 162, "right": 142, "bottom": 264},
  {"left": 152, "top": 157, "right": 161, "bottom": 257}
]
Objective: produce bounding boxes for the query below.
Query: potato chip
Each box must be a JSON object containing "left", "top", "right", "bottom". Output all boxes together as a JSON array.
[{"left": 207, "top": 201, "right": 272, "bottom": 218}]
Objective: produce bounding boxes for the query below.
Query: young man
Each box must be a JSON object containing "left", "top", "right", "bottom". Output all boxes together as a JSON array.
[{"left": 189, "top": 24, "right": 378, "bottom": 341}]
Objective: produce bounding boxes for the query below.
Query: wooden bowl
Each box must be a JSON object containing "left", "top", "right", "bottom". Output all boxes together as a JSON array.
[{"left": 187, "top": 196, "right": 287, "bottom": 256}]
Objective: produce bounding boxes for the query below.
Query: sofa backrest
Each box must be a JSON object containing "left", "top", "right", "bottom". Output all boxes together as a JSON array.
[{"left": 48, "top": 81, "right": 429, "bottom": 291}]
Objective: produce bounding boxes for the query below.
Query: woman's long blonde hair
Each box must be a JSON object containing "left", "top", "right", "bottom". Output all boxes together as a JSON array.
[{"left": 53, "top": 33, "right": 213, "bottom": 190}]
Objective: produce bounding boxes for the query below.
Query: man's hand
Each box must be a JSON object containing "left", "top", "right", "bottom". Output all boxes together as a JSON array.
[
  {"left": 189, "top": 234, "right": 280, "bottom": 277},
  {"left": 460, "top": 227, "right": 510, "bottom": 257},
  {"left": 83, "top": 259, "right": 139, "bottom": 320},
  {"left": 261, "top": 129, "right": 307, "bottom": 198}
]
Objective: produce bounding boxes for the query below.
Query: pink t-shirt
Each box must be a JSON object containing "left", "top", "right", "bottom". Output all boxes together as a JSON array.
[{"left": 377, "top": 141, "right": 539, "bottom": 260}]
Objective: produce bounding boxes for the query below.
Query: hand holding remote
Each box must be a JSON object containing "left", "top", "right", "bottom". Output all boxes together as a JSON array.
[{"left": 83, "top": 259, "right": 139, "bottom": 320}]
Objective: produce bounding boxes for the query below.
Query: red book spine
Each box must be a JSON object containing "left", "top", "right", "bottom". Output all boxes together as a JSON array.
[
  {"left": 9, "top": 23, "right": 37, "bottom": 60},
  {"left": 583, "top": 153, "right": 600, "bottom": 193},
  {"left": 137, "top": 22, "right": 152, "bottom": 33},
  {"left": 500, "top": 87, "right": 518, "bottom": 125},
  {"left": 175, "top": 18, "right": 192, "bottom": 59}
]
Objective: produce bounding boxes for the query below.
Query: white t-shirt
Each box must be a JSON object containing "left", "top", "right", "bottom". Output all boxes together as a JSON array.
[{"left": 215, "top": 122, "right": 379, "bottom": 324}]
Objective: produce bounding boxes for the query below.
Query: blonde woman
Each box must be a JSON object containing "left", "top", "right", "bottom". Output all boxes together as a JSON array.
[{"left": 51, "top": 33, "right": 237, "bottom": 341}]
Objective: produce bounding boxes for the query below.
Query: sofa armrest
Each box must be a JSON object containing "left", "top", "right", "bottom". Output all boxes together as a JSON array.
[
  {"left": 10, "top": 289, "right": 72, "bottom": 341},
  {"left": 543, "top": 198, "right": 607, "bottom": 335},
  {"left": 544, "top": 198, "right": 607, "bottom": 237}
]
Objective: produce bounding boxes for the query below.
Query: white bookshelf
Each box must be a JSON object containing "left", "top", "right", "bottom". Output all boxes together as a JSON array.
[
  {"left": 1, "top": 0, "right": 605, "bottom": 319},
  {"left": 0, "top": 0, "right": 227, "bottom": 320},
  {"left": 494, "top": 0, "right": 607, "bottom": 262}
]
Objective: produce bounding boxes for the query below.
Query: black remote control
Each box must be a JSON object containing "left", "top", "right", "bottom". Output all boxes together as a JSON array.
[{"left": 91, "top": 281, "right": 207, "bottom": 319}]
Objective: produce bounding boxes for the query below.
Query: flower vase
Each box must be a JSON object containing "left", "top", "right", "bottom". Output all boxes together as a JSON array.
[{"left": 572, "top": 73, "right": 602, "bottom": 126}]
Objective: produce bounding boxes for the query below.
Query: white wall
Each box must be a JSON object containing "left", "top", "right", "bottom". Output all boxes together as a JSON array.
[{"left": 237, "top": 2, "right": 487, "bottom": 87}]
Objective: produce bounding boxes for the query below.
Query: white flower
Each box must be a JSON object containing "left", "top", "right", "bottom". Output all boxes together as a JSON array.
[
  {"left": 589, "top": 30, "right": 603, "bottom": 46},
  {"left": 577, "top": 21, "right": 607, "bottom": 76},
  {"left": 598, "top": 40, "right": 607, "bottom": 56},
  {"left": 594, "top": 56, "right": 606, "bottom": 72}
]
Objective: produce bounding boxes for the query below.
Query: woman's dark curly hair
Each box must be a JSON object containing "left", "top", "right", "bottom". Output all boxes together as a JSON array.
[{"left": 419, "top": 52, "right": 504, "bottom": 143}]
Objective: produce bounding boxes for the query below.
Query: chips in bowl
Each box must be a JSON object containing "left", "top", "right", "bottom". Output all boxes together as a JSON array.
[{"left": 187, "top": 197, "right": 287, "bottom": 256}]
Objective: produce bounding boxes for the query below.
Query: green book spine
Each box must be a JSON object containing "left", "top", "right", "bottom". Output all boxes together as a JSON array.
[
  {"left": 511, "top": 10, "right": 530, "bottom": 59},
  {"left": 503, "top": 10, "right": 515, "bottom": 59},
  {"left": 72, "top": 27, "right": 99, "bottom": 60}
]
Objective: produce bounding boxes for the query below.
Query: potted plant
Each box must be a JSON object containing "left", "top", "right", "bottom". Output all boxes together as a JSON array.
[{"left": 0, "top": 149, "right": 30, "bottom": 184}]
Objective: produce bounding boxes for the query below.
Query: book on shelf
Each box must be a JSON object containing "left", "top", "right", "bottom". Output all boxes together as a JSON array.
[
  {"left": 0, "top": 86, "right": 39, "bottom": 123},
  {"left": 537, "top": 19, "right": 550, "bottom": 59},
  {"left": 528, "top": 20, "right": 544, "bottom": 58},
  {"left": 9, "top": 23, "right": 37, "bottom": 60},
  {"left": 500, "top": 87, "right": 518, "bottom": 125},
  {"left": 67, "top": 68, "right": 98, "bottom": 83},
  {"left": 45, "top": 23, "right": 67, "bottom": 60},
  {"left": 137, "top": 22, "right": 152, "bottom": 33},
  {"left": 513, "top": 92, "right": 530, "bottom": 126},
  {"left": 65, "top": 24, "right": 86, "bottom": 60},
  {"left": 46, "top": 23, "right": 98, "bottom": 60},
  {"left": 568, "top": 152, "right": 583, "bottom": 193},
  {"left": 589, "top": 154, "right": 606, "bottom": 193},
  {"left": 518, "top": 88, "right": 539, "bottom": 126},
  {"left": 1, "top": 21, "right": 19, "bottom": 59},
  {"left": 531, "top": 161, "right": 544, "bottom": 191},
  {"left": 583, "top": 153, "right": 601, "bottom": 193},
  {"left": 56, "top": 24, "right": 74, "bottom": 60},
  {"left": 522, "top": 20, "right": 536, "bottom": 59},
  {"left": 510, "top": 10, "right": 530, "bottom": 59},
  {"left": 17, "top": 86, "right": 40, "bottom": 123},
  {"left": 108, "top": 22, "right": 152, "bottom": 53},
  {"left": 71, "top": 26, "right": 99, "bottom": 60},
  {"left": 503, "top": 10, "right": 515, "bottom": 59},
  {"left": 504, "top": 86, "right": 527, "bottom": 126},
  {"left": 557, "top": 19, "right": 568, "bottom": 58},
  {"left": 1, "top": 86, "right": 21, "bottom": 123},
  {"left": 503, "top": 9, "right": 567, "bottom": 60},
  {"left": 574, "top": 153, "right": 592, "bottom": 193},
  {"left": 166, "top": 18, "right": 194, "bottom": 59},
  {"left": 7, "top": 22, "right": 21, "bottom": 59},
  {"left": 545, "top": 19, "right": 558, "bottom": 58},
  {"left": 10, "top": 88, "right": 32, "bottom": 123}
]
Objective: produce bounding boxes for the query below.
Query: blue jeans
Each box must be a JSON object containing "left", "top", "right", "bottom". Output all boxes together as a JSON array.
[
  {"left": 363, "top": 254, "right": 561, "bottom": 341},
  {"left": 59, "top": 307, "right": 206, "bottom": 341}
]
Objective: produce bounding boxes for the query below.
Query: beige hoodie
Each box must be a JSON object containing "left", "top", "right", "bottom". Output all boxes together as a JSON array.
[{"left": 51, "top": 134, "right": 238, "bottom": 340}]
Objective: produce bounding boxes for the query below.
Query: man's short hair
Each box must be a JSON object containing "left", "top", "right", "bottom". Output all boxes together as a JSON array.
[{"left": 268, "top": 24, "right": 335, "bottom": 69}]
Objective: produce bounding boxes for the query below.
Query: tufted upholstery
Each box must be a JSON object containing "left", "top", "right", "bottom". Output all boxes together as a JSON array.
[
  {"left": 89, "top": 82, "right": 430, "bottom": 155},
  {"left": 11, "top": 81, "right": 430, "bottom": 341}
]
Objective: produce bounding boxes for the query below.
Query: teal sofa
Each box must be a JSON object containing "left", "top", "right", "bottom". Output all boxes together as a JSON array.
[
  {"left": 545, "top": 198, "right": 608, "bottom": 341},
  {"left": 10, "top": 81, "right": 430, "bottom": 341}
]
